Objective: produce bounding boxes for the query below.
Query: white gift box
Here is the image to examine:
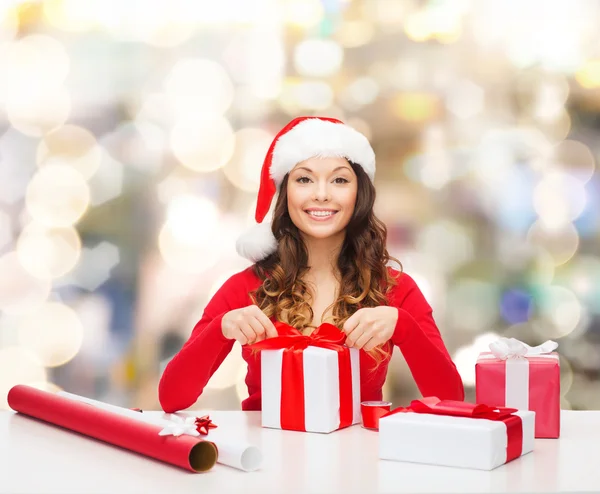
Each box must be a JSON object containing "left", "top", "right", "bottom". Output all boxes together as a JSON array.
[
  {"left": 261, "top": 346, "right": 361, "bottom": 433},
  {"left": 379, "top": 409, "right": 535, "bottom": 470}
]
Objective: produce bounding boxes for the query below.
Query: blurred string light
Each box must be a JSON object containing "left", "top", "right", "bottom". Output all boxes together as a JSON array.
[
  {"left": 0, "top": 210, "right": 12, "bottom": 250},
  {"left": 445, "top": 79, "right": 485, "bottom": 119},
  {"left": 453, "top": 332, "right": 501, "bottom": 386},
  {"left": 0, "top": 34, "right": 71, "bottom": 136},
  {"left": 470, "top": 0, "right": 590, "bottom": 72},
  {"left": 0, "top": 346, "right": 46, "bottom": 410},
  {"left": 164, "top": 59, "right": 236, "bottom": 172},
  {"left": 206, "top": 342, "right": 245, "bottom": 390},
  {"left": 339, "top": 77, "right": 380, "bottom": 111},
  {"left": 446, "top": 279, "right": 500, "bottom": 333},
  {"left": 392, "top": 92, "right": 440, "bottom": 122},
  {"left": 0, "top": 252, "right": 51, "bottom": 315},
  {"left": 55, "top": 242, "right": 119, "bottom": 292},
  {"left": 158, "top": 194, "right": 223, "bottom": 273},
  {"left": 334, "top": 20, "right": 374, "bottom": 48},
  {"left": 575, "top": 59, "right": 600, "bottom": 88},
  {"left": 533, "top": 285, "right": 586, "bottom": 339},
  {"left": 404, "top": 125, "right": 471, "bottom": 189},
  {"left": 500, "top": 288, "right": 533, "bottom": 324},
  {"left": 37, "top": 124, "right": 103, "bottom": 180},
  {"left": 284, "top": 0, "right": 324, "bottom": 28},
  {"left": 170, "top": 115, "right": 235, "bottom": 173},
  {"left": 223, "top": 128, "right": 274, "bottom": 192},
  {"left": 0, "top": 3, "right": 19, "bottom": 42},
  {"left": 293, "top": 39, "right": 344, "bottom": 78},
  {"left": 86, "top": 151, "right": 124, "bottom": 206},
  {"left": 495, "top": 238, "right": 556, "bottom": 286},
  {"left": 223, "top": 30, "right": 285, "bottom": 100},
  {"left": 415, "top": 220, "right": 474, "bottom": 273},
  {"left": 16, "top": 223, "right": 81, "bottom": 280},
  {"left": 279, "top": 79, "right": 334, "bottom": 113},
  {"left": 533, "top": 171, "right": 587, "bottom": 231},
  {"left": 551, "top": 140, "right": 596, "bottom": 184},
  {"left": 17, "top": 302, "right": 84, "bottom": 367},
  {"left": 165, "top": 59, "right": 235, "bottom": 118},
  {"left": 394, "top": 250, "right": 446, "bottom": 314},
  {"left": 44, "top": 0, "right": 198, "bottom": 46},
  {"left": 403, "top": 2, "right": 464, "bottom": 44},
  {"left": 101, "top": 120, "right": 166, "bottom": 174},
  {"left": 526, "top": 221, "right": 579, "bottom": 266},
  {"left": 25, "top": 164, "right": 90, "bottom": 228},
  {"left": 554, "top": 256, "right": 600, "bottom": 315}
]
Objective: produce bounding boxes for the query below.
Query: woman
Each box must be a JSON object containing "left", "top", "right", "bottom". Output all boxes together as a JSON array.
[{"left": 159, "top": 116, "right": 464, "bottom": 413}]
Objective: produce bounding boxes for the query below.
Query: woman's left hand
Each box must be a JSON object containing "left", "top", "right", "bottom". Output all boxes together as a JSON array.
[{"left": 342, "top": 306, "right": 399, "bottom": 351}]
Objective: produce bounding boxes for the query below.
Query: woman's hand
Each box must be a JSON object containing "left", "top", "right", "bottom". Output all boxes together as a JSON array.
[
  {"left": 342, "top": 306, "right": 399, "bottom": 351},
  {"left": 221, "top": 305, "right": 278, "bottom": 345}
]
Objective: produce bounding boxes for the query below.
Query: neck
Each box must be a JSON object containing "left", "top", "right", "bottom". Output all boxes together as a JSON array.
[{"left": 302, "top": 232, "right": 345, "bottom": 278}]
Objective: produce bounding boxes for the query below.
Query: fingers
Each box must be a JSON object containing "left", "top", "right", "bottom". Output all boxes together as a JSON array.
[
  {"left": 344, "top": 323, "right": 364, "bottom": 348},
  {"left": 246, "top": 316, "right": 267, "bottom": 343},
  {"left": 237, "top": 320, "right": 256, "bottom": 345},
  {"left": 252, "top": 307, "right": 278, "bottom": 338},
  {"left": 363, "top": 336, "right": 382, "bottom": 352},
  {"left": 342, "top": 310, "right": 361, "bottom": 334}
]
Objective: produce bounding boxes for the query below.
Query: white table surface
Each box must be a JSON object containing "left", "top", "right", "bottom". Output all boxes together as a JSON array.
[{"left": 0, "top": 409, "right": 599, "bottom": 494}]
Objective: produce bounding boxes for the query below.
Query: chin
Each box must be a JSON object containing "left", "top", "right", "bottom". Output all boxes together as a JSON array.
[{"left": 299, "top": 225, "right": 346, "bottom": 241}]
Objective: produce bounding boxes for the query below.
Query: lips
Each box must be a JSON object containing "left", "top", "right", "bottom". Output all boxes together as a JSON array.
[{"left": 304, "top": 209, "right": 339, "bottom": 221}]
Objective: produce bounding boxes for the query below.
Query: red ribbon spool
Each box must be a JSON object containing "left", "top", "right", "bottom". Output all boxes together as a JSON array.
[{"left": 361, "top": 401, "right": 392, "bottom": 430}]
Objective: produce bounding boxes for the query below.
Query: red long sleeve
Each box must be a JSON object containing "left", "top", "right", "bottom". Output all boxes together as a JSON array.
[
  {"left": 158, "top": 269, "right": 252, "bottom": 412},
  {"left": 389, "top": 271, "right": 465, "bottom": 401},
  {"left": 158, "top": 266, "right": 464, "bottom": 413}
]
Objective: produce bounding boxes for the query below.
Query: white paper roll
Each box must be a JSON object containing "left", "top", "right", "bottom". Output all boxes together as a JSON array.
[{"left": 57, "top": 391, "right": 262, "bottom": 472}]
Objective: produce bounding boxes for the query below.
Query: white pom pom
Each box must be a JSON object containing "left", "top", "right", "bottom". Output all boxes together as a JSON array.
[{"left": 236, "top": 222, "right": 277, "bottom": 262}]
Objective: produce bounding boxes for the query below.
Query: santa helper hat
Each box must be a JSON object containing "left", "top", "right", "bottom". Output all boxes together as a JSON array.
[{"left": 236, "top": 116, "right": 376, "bottom": 262}]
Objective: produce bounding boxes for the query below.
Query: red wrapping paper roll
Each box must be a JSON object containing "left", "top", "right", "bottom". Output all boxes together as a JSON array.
[{"left": 8, "top": 385, "right": 217, "bottom": 473}]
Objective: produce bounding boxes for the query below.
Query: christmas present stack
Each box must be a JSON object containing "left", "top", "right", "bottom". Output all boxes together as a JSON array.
[
  {"left": 251, "top": 322, "right": 361, "bottom": 433},
  {"left": 378, "top": 397, "right": 535, "bottom": 470},
  {"left": 476, "top": 337, "right": 560, "bottom": 438}
]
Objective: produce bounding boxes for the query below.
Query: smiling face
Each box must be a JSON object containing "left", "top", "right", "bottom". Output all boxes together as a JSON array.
[{"left": 286, "top": 156, "right": 358, "bottom": 243}]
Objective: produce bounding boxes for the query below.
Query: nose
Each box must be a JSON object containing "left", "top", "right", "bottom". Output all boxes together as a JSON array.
[{"left": 312, "top": 179, "right": 330, "bottom": 202}]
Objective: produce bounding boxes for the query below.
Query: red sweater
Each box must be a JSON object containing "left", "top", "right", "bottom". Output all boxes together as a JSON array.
[{"left": 158, "top": 266, "right": 464, "bottom": 412}]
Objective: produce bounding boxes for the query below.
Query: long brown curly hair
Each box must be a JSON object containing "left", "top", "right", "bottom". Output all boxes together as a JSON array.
[{"left": 250, "top": 160, "right": 402, "bottom": 360}]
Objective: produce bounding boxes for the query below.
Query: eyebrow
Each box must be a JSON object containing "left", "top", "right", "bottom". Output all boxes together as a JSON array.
[{"left": 293, "top": 166, "right": 351, "bottom": 174}]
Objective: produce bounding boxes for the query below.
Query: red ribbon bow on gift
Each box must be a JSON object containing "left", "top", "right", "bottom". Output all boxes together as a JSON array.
[
  {"left": 383, "top": 397, "right": 524, "bottom": 462},
  {"left": 250, "top": 322, "right": 355, "bottom": 431},
  {"left": 195, "top": 415, "right": 217, "bottom": 435}
]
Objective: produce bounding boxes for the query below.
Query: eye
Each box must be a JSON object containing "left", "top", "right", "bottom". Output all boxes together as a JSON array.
[
  {"left": 296, "top": 176, "right": 311, "bottom": 184},
  {"left": 334, "top": 177, "right": 350, "bottom": 184}
]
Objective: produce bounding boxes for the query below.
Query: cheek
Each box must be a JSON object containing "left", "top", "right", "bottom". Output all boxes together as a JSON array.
[{"left": 340, "top": 188, "right": 358, "bottom": 213}]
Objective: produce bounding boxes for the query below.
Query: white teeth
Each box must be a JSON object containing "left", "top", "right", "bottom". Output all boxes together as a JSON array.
[{"left": 307, "top": 211, "right": 335, "bottom": 217}]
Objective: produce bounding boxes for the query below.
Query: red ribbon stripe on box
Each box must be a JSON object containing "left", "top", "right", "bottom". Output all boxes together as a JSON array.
[
  {"left": 250, "top": 322, "right": 354, "bottom": 432},
  {"left": 384, "top": 397, "right": 524, "bottom": 462}
]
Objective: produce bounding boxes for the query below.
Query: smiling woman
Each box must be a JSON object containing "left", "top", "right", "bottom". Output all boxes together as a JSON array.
[{"left": 158, "top": 117, "right": 465, "bottom": 414}]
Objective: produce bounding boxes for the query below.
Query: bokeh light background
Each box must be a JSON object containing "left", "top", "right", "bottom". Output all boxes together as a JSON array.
[{"left": 0, "top": 0, "right": 599, "bottom": 411}]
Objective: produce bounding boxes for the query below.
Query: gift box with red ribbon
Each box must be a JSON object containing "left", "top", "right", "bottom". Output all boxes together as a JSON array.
[
  {"left": 378, "top": 397, "right": 535, "bottom": 470},
  {"left": 251, "top": 322, "right": 361, "bottom": 433},
  {"left": 476, "top": 337, "right": 560, "bottom": 438}
]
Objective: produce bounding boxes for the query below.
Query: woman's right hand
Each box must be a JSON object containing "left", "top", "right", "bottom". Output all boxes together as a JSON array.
[{"left": 221, "top": 305, "right": 278, "bottom": 345}]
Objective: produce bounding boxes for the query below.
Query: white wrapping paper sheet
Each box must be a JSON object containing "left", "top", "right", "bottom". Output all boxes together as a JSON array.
[
  {"left": 261, "top": 346, "right": 360, "bottom": 433},
  {"left": 379, "top": 410, "right": 535, "bottom": 471}
]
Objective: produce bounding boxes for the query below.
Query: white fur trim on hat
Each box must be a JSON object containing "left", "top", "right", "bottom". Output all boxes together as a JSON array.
[
  {"left": 235, "top": 221, "right": 277, "bottom": 262},
  {"left": 270, "top": 119, "right": 375, "bottom": 185}
]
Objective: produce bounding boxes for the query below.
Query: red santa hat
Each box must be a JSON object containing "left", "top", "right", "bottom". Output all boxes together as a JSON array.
[{"left": 236, "top": 116, "right": 376, "bottom": 262}]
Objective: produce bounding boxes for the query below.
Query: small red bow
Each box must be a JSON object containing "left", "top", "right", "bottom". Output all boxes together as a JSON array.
[{"left": 195, "top": 415, "right": 217, "bottom": 435}]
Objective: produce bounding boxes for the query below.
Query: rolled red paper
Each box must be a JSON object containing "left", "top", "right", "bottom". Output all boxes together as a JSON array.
[{"left": 8, "top": 385, "right": 217, "bottom": 473}]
